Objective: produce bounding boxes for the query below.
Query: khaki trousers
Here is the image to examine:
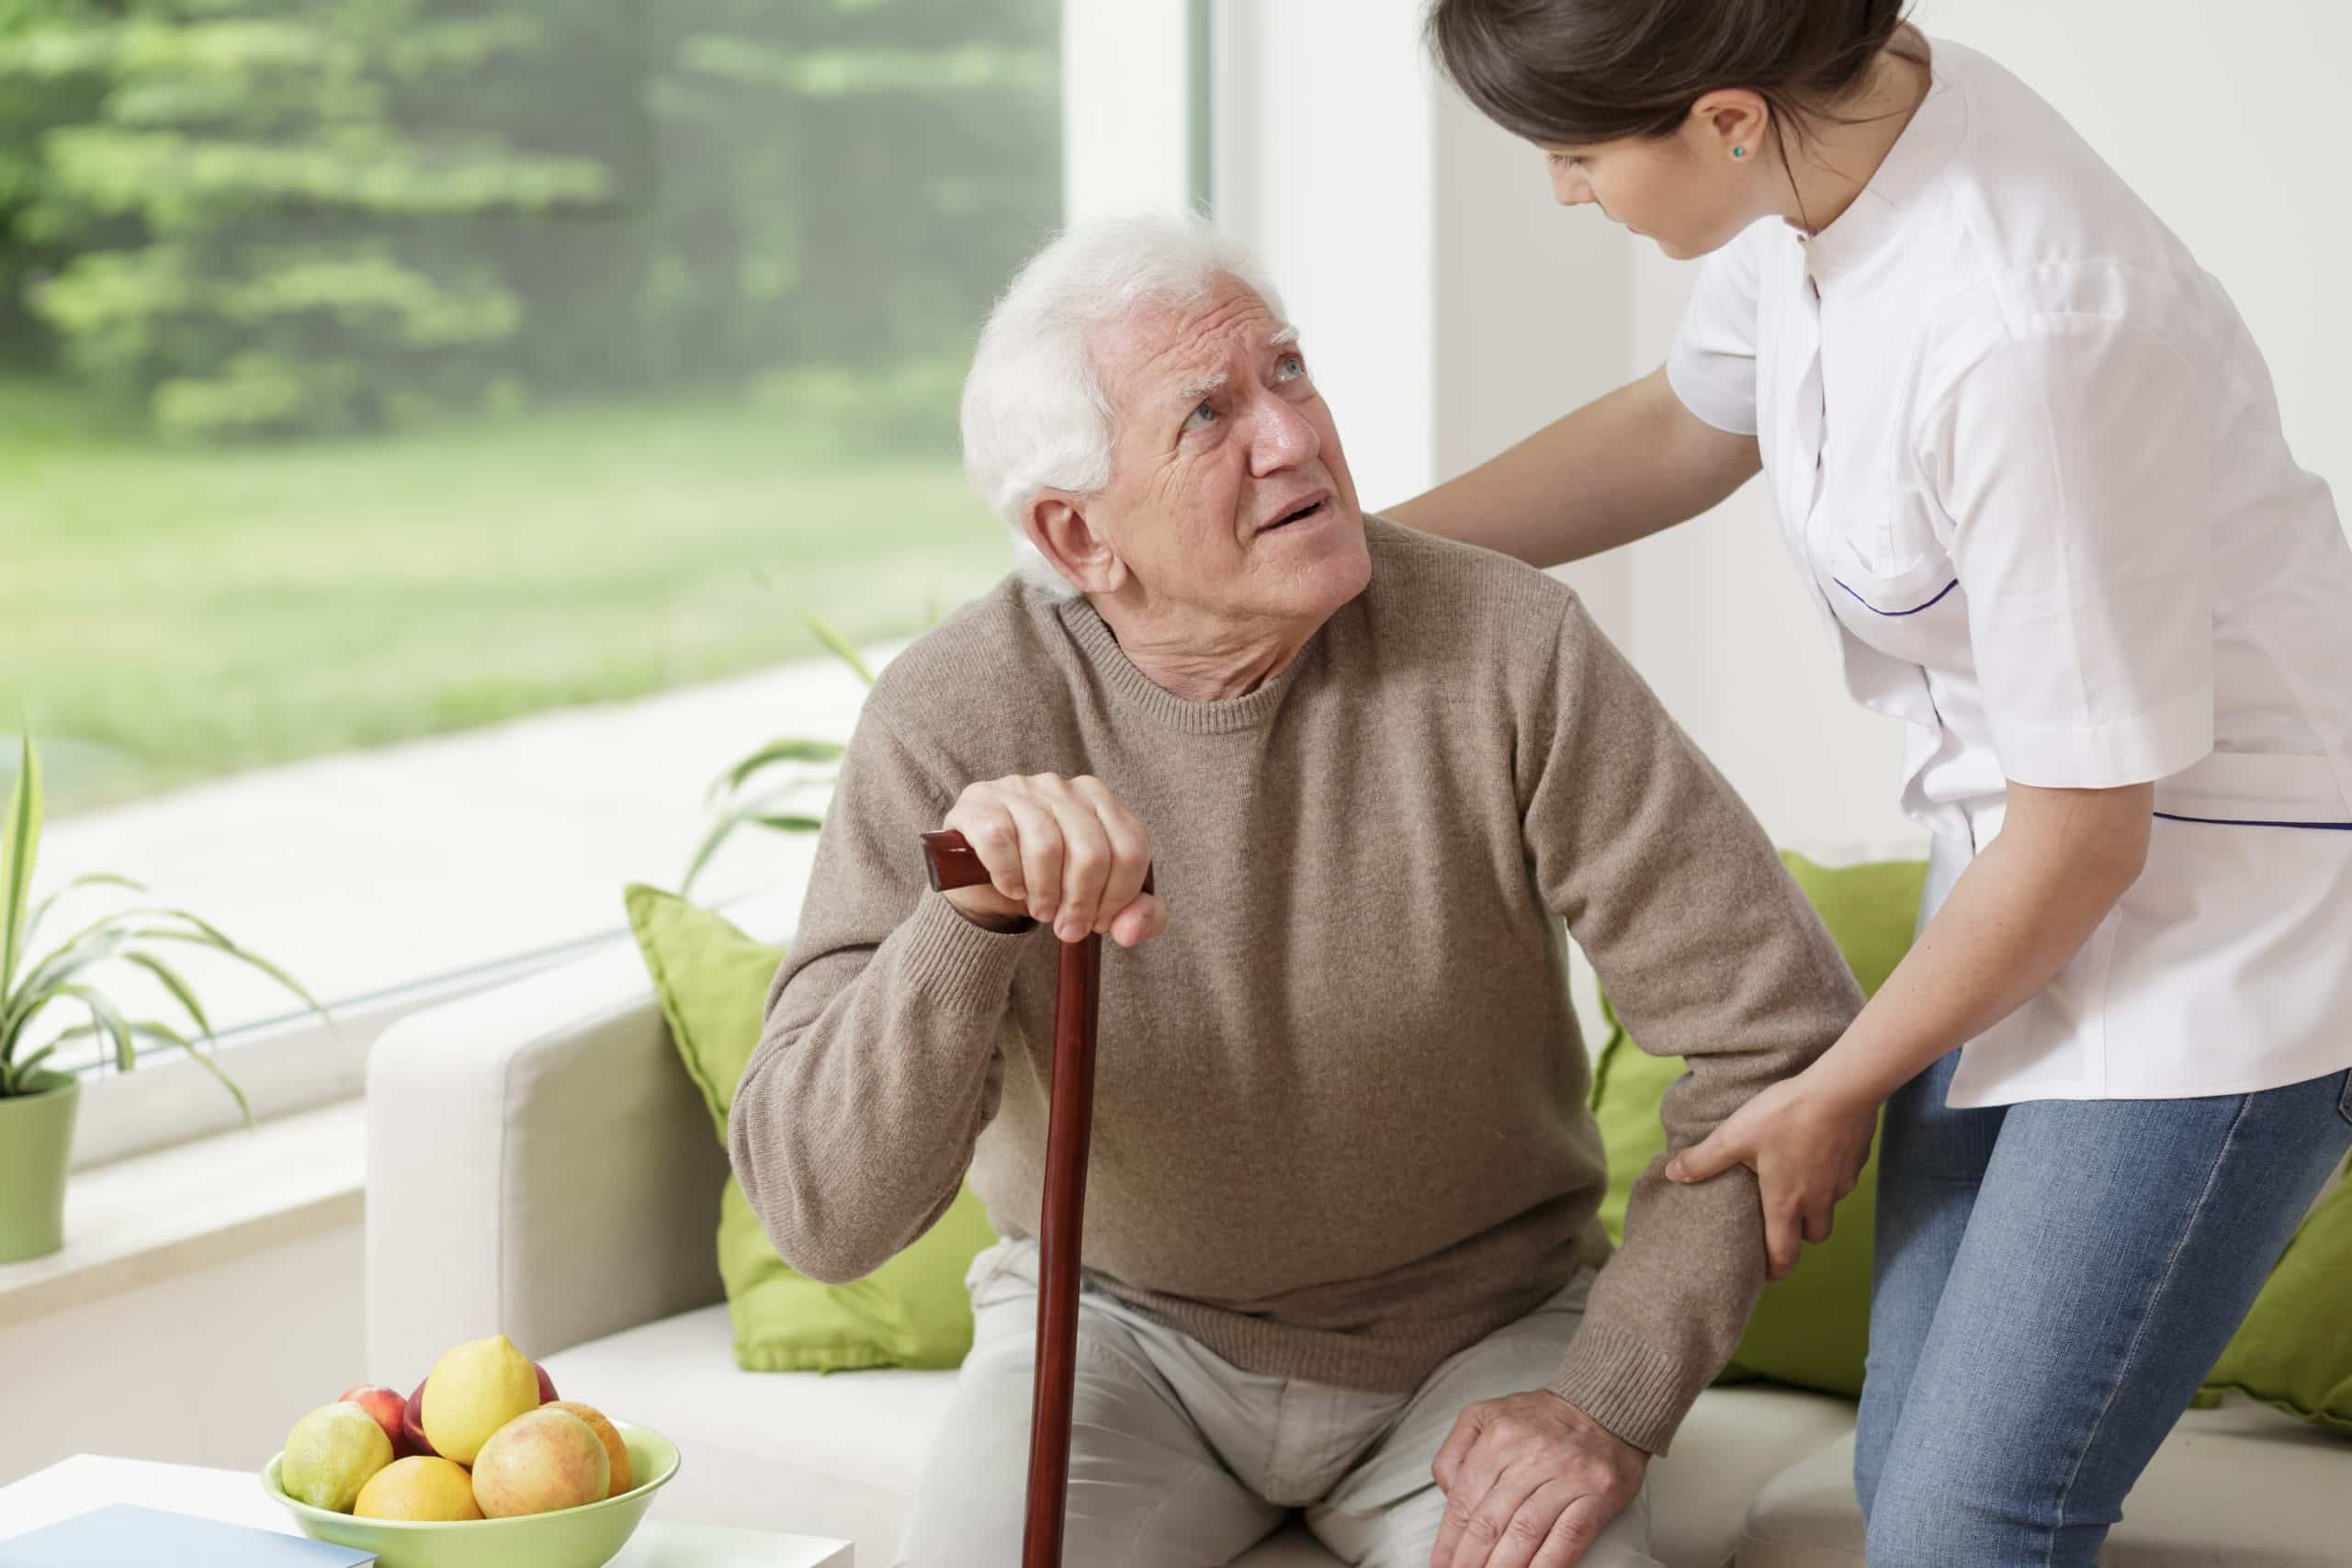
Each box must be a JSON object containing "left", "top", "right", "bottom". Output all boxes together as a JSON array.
[{"left": 899, "top": 1239, "right": 1662, "bottom": 1568}]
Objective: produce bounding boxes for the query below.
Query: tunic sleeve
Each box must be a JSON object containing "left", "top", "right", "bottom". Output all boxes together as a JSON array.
[
  {"left": 1665, "top": 220, "right": 1770, "bottom": 436},
  {"left": 1928, "top": 317, "right": 2216, "bottom": 787}
]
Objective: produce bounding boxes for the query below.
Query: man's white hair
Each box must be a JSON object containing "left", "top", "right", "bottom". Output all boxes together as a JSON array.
[{"left": 959, "top": 211, "right": 1287, "bottom": 598}]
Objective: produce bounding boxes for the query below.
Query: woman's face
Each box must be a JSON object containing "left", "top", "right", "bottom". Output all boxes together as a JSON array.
[{"left": 1538, "top": 97, "right": 1773, "bottom": 260}]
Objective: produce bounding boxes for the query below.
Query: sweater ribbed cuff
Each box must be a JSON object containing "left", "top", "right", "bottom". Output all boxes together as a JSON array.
[
  {"left": 894, "top": 891, "right": 1037, "bottom": 1010},
  {"left": 1545, "top": 1319, "right": 1702, "bottom": 1458}
]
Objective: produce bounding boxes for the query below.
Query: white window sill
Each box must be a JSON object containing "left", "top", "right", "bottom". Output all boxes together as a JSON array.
[{"left": 0, "top": 1098, "right": 365, "bottom": 1332}]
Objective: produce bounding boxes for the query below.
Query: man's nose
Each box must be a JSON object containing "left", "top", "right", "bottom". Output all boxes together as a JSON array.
[{"left": 1249, "top": 394, "right": 1317, "bottom": 475}]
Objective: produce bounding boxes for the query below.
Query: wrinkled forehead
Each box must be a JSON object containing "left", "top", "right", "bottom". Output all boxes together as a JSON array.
[{"left": 1091, "top": 276, "right": 1295, "bottom": 418}]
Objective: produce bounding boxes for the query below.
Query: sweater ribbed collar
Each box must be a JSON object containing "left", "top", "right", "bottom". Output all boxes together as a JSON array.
[{"left": 1056, "top": 592, "right": 1324, "bottom": 735}]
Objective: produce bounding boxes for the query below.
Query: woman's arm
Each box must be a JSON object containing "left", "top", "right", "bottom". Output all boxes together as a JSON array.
[
  {"left": 1664, "top": 781, "right": 2157, "bottom": 1247},
  {"left": 1384, "top": 365, "right": 1762, "bottom": 568},
  {"left": 1790, "top": 781, "right": 2154, "bottom": 1110}
]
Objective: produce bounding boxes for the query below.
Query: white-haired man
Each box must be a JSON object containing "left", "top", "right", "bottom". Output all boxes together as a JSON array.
[{"left": 729, "top": 214, "right": 1869, "bottom": 1568}]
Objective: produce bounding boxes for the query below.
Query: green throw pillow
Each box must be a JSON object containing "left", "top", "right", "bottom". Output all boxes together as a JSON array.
[
  {"left": 1589, "top": 851, "right": 1928, "bottom": 1398},
  {"left": 624, "top": 884, "right": 998, "bottom": 1373},
  {"left": 2199, "top": 1165, "right": 2352, "bottom": 1434}
]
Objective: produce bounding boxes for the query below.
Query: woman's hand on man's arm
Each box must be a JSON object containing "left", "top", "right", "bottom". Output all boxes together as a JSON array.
[{"left": 1668, "top": 780, "right": 2158, "bottom": 1273}]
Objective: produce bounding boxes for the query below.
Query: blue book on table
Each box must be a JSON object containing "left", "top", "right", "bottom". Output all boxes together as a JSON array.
[{"left": 0, "top": 1504, "right": 376, "bottom": 1566}]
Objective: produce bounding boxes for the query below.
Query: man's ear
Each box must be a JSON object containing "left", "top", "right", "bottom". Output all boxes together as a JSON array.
[{"left": 1024, "top": 492, "right": 1127, "bottom": 595}]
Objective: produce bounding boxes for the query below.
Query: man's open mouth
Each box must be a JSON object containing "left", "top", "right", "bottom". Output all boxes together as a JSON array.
[{"left": 1261, "top": 493, "right": 1330, "bottom": 534}]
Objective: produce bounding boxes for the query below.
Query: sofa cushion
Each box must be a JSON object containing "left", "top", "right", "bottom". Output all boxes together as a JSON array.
[
  {"left": 1649, "top": 1385, "right": 1856, "bottom": 1568},
  {"left": 540, "top": 1303, "right": 957, "bottom": 1553},
  {"left": 542, "top": 1304, "right": 1856, "bottom": 1568},
  {"left": 1738, "top": 1403, "right": 2352, "bottom": 1567}
]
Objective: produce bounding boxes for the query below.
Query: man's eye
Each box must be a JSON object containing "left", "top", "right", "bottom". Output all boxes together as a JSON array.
[
  {"left": 1183, "top": 400, "right": 1217, "bottom": 432},
  {"left": 1275, "top": 352, "right": 1306, "bottom": 381}
]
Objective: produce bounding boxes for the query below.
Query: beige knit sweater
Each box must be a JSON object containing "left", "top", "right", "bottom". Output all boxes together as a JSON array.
[{"left": 729, "top": 519, "right": 1860, "bottom": 1455}]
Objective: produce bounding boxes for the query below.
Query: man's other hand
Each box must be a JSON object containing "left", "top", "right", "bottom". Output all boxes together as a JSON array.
[{"left": 1429, "top": 1390, "right": 1646, "bottom": 1568}]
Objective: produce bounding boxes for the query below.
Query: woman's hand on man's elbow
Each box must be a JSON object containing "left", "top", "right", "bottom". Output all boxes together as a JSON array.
[{"left": 1663, "top": 1077, "right": 1877, "bottom": 1281}]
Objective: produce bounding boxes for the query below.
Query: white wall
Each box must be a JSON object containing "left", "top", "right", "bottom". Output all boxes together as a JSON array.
[
  {"left": 1062, "top": 0, "right": 1193, "bottom": 220},
  {"left": 1209, "top": 0, "right": 1642, "bottom": 646},
  {"left": 1210, "top": 0, "right": 1439, "bottom": 526},
  {"left": 0, "top": 1222, "right": 365, "bottom": 1484},
  {"left": 1214, "top": 0, "right": 2349, "bottom": 852}
]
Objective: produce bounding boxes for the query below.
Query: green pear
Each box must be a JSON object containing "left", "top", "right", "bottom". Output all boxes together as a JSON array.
[{"left": 281, "top": 1401, "right": 394, "bottom": 1513}]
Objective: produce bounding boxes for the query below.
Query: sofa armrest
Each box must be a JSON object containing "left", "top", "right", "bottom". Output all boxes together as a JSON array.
[{"left": 364, "top": 935, "right": 729, "bottom": 1388}]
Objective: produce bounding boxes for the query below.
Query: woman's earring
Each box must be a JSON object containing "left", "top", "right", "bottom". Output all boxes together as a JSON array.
[{"left": 1733, "top": 147, "right": 1747, "bottom": 160}]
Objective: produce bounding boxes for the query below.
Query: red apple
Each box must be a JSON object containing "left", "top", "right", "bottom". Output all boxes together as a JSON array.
[
  {"left": 535, "top": 1362, "right": 558, "bottom": 1405},
  {"left": 400, "top": 1377, "right": 439, "bottom": 1459},
  {"left": 337, "top": 1384, "right": 405, "bottom": 1451}
]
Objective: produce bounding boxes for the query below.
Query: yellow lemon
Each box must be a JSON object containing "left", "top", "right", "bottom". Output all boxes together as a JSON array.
[
  {"left": 354, "top": 1455, "right": 482, "bottom": 1520},
  {"left": 419, "top": 1335, "right": 540, "bottom": 1465}
]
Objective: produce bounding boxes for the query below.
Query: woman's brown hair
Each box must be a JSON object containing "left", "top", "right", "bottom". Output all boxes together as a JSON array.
[{"left": 1427, "top": 0, "right": 1918, "bottom": 156}]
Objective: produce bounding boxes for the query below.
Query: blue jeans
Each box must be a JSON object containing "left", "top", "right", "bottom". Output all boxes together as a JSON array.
[{"left": 1854, "top": 1051, "right": 2352, "bottom": 1567}]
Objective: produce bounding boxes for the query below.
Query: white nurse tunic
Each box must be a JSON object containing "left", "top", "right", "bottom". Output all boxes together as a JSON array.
[{"left": 1668, "top": 34, "right": 2352, "bottom": 1107}]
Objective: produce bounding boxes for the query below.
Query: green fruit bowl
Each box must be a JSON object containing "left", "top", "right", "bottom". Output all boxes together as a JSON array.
[{"left": 262, "top": 1421, "right": 679, "bottom": 1568}]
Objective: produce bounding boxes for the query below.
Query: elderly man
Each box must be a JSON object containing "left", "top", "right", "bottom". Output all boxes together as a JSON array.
[{"left": 729, "top": 214, "right": 1866, "bottom": 1568}]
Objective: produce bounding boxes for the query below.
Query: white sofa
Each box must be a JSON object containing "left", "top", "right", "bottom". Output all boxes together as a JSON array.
[{"left": 365, "top": 931, "right": 2350, "bottom": 1566}]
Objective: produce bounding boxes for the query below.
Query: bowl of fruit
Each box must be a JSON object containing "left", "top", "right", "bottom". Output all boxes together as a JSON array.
[{"left": 262, "top": 1333, "right": 678, "bottom": 1568}]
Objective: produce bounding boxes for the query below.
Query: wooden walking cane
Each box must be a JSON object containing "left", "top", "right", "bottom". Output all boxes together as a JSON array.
[{"left": 920, "top": 829, "right": 1154, "bottom": 1568}]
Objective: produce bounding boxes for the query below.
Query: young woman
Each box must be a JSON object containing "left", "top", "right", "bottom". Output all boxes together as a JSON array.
[{"left": 1398, "top": 3, "right": 2352, "bottom": 1563}]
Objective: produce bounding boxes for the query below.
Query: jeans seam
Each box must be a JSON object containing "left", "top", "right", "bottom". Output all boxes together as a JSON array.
[
  {"left": 2335, "top": 1068, "right": 2352, "bottom": 1128},
  {"left": 2043, "top": 1090, "right": 2256, "bottom": 1566}
]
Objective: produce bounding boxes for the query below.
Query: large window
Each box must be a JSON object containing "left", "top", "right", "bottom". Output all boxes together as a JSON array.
[{"left": 3, "top": 1, "right": 1062, "bottom": 1116}]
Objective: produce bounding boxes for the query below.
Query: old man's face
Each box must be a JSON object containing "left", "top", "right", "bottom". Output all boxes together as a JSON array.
[{"left": 1079, "top": 275, "right": 1369, "bottom": 629}]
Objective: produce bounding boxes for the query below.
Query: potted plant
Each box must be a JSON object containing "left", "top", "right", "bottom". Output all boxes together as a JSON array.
[{"left": 0, "top": 735, "right": 329, "bottom": 1265}]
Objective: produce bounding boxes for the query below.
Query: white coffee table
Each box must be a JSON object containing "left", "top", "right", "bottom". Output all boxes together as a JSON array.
[{"left": 0, "top": 1455, "right": 852, "bottom": 1566}]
